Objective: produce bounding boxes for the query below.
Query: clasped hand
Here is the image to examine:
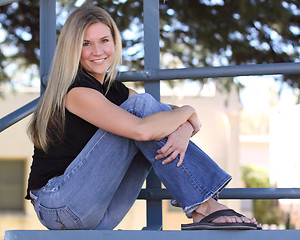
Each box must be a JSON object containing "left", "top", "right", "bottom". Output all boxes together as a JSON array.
[{"left": 155, "top": 121, "right": 195, "bottom": 167}]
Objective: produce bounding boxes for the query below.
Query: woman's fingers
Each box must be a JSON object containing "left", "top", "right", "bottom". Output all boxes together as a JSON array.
[
  {"left": 162, "top": 151, "right": 179, "bottom": 165},
  {"left": 177, "top": 152, "right": 185, "bottom": 167},
  {"left": 156, "top": 146, "right": 173, "bottom": 160}
]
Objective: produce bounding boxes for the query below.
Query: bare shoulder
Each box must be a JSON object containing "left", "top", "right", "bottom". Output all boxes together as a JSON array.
[
  {"left": 128, "top": 88, "right": 138, "bottom": 98},
  {"left": 66, "top": 87, "right": 108, "bottom": 112}
]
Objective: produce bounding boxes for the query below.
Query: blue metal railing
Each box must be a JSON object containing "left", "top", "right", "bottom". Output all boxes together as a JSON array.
[{"left": 1, "top": 0, "right": 300, "bottom": 230}]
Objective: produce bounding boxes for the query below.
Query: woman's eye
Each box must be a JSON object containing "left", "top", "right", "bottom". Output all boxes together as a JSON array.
[
  {"left": 102, "top": 39, "right": 109, "bottom": 43},
  {"left": 83, "top": 42, "right": 90, "bottom": 46}
]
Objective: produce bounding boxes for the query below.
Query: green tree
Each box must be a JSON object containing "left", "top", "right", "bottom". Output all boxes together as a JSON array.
[
  {"left": 0, "top": 0, "right": 299, "bottom": 87},
  {"left": 242, "top": 165, "right": 284, "bottom": 225}
]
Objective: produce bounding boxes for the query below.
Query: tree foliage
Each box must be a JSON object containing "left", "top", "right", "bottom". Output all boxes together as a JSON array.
[
  {"left": 0, "top": 0, "right": 299, "bottom": 87},
  {"left": 242, "top": 165, "right": 285, "bottom": 225}
]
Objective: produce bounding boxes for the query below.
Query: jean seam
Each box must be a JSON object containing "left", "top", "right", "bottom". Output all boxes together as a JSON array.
[
  {"left": 181, "top": 164, "right": 209, "bottom": 197},
  {"left": 38, "top": 203, "right": 84, "bottom": 230}
]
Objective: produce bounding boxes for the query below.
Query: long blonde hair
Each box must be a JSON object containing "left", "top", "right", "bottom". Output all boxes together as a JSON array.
[{"left": 28, "top": 5, "right": 122, "bottom": 152}]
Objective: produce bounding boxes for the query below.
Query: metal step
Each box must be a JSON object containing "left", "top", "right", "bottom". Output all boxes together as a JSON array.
[{"left": 4, "top": 230, "right": 300, "bottom": 240}]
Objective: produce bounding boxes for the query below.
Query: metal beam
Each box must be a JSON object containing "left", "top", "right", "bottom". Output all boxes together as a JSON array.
[
  {"left": 0, "top": 98, "right": 39, "bottom": 132},
  {"left": 143, "top": 0, "right": 161, "bottom": 100},
  {"left": 29, "top": 62, "right": 300, "bottom": 86},
  {"left": 143, "top": 0, "right": 162, "bottom": 230},
  {"left": 5, "top": 230, "right": 300, "bottom": 240},
  {"left": 40, "top": 0, "right": 56, "bottom": 93},
  {"left": 117, "top": 62, "right": 300, "bottom": 82},
  {"left": 0, "top": 0, "right": 18, "bottom": 6},
  {"left": 138, "top": 188, "right": 300, "bottom": 200},
  {"left": 5, "top": 229, "right": 300, "bottom": 240}
]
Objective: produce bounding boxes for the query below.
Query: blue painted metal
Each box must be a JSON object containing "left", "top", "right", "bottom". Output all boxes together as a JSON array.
[
  {"left": 143, "top": 0, "right": 161, "bottom": 101},
  {"left": 39, "top": 0, "right": 56, "bottom": 93},
  {"left": 0, "top": 0, "right": 19, "bottom": 6},
  {"left": 118, "top": 62, "right": 300, "bottom": 82},
  {"left": 143, "top": 0, "right": 162, "bottom": 230},
  {"left": 138, "top": 188, "right": 300, "bottom": 200},
  {"left": 142, "top": 170, "right": 163, "bottom": 230},
  {"left": 4, "top": 230, "right": 300, "bottom": 240},
  {"left": 0, "top": 98, "right": 39, "bottom": 132}
]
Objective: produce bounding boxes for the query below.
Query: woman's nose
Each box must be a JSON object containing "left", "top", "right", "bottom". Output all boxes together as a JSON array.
[{"left": 93, "top": 44, "right": 104, "bottom": 55}]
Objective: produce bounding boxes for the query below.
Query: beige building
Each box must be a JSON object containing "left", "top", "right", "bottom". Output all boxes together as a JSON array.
[
  {"left": 0, "top": 89, "right": 45, "bottom": 240},
  {"left": 0, "top": 85, "right": 244, "bottom": 238}
]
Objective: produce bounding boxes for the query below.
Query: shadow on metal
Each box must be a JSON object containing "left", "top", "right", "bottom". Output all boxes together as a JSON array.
[{"left": 4, "top": 230, "right": 300, "bottom": 240}]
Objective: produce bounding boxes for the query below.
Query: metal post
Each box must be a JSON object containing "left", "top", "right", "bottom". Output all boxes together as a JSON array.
[
  {"left": 143, "top": 0, "right": 162, "bottom": 230},
  {"left": 0, "top": 0, "right": 19, "bottom": 6},
  {"left": 143, "top": 0, "right": 161, "bottom": 101},
  {"left": 40, "top": 0, "right": 56, "bottom": 94}
]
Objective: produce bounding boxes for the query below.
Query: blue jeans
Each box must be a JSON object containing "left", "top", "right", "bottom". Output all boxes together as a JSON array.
[{"left": 30, "top": 93, "right": 231, "bottom": 230}]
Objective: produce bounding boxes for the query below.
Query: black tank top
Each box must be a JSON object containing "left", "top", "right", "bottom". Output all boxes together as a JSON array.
[{"left": 25, "top": 71, "right": 129, "bottom": 199}]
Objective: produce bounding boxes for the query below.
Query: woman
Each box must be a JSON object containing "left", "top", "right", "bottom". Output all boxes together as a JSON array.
[{"left": 26, "top": 5, "right": 261, "bottom": 230}]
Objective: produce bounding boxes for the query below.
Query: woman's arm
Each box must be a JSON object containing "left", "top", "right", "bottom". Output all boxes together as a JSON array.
[
  {"left": 129, "top": 88, "right": 201, "bottom": 135},
  {"left": 165, "top": 102, "right": 201, "bottom": 137},
  {"left": 128, "top": 88, "right": 138, "bottom": 98},
  {"left": 65, "top": 87, "right": 196, "bottom": 141}
]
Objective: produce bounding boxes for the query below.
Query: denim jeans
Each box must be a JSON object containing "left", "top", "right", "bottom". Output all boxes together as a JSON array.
[{"left": 30, "top": 93, "right": 231, "bottom": 230}]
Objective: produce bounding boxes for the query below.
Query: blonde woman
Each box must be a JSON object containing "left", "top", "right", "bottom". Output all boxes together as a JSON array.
[{"left": 26, "top": 5, "right": 261, "bottom": 230}]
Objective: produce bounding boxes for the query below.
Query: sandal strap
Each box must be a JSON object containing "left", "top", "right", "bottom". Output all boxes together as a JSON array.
[{"left": 200, "top": 209, "right": 245, "bottom": 223}]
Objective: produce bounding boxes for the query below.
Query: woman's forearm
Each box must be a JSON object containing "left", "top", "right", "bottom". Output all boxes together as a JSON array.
[{"left": 137, "top": 105, "right": 196, "bottom": 141}]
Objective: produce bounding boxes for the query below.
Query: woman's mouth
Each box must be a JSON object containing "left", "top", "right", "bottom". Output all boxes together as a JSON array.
[{"left": 91, "top": 58, "right": 106, "bottom": 63}]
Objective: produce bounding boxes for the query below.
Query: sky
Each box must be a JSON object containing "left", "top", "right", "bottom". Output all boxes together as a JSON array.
[
  {"left": 238, "top": 75, "right": 298, "bottom": 110},
  {"left": 159, "top": 74, "right": 298, "bottom": 111}
]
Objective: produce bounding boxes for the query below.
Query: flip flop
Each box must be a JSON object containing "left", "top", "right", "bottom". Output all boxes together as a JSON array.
[{"left": 181, "top": 209, "right": 260, "bottom": 230}]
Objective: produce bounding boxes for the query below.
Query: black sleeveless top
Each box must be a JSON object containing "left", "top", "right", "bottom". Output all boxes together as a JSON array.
[{"left": 25, "top": 71, "right": 129, "bottom": 199}]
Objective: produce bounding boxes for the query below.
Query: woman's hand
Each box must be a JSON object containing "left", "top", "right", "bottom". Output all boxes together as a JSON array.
[
  {"left": 155, "top": 121, "right": 194, "bottom": 167},
  {"left": 188, "top": 111, "right": 202, "bottom": 136}
]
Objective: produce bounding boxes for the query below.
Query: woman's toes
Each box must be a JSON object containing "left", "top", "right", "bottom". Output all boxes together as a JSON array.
[
  {"left": 241, "top": 217, "right": 251, "bottom": 223},
  {"left": 225, "top": 216, "right": 234, "bottom": 223},
  {"left": 210, "top": 213, "right": 261, "bottom": 227},
  {"left": 257, "top": 222, "right": 262, "bottom": 228},
  {"left": 235, "top": 216, "right": 243, "bottom": 223},
  {"left": 250, "top": 218, "right": 258, "bottom": 224},
  {"left": 214, "top": 216, "right": 232, "bottom": 223}
]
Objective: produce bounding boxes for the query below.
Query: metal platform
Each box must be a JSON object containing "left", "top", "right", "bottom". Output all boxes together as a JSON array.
[{"left": 4, "top": 230, "right": 300, "bottom": 240}]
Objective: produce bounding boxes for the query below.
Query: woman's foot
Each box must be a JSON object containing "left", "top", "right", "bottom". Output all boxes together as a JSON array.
[{"left": 192, "top": 198, "right": 261, "bottom": 228}]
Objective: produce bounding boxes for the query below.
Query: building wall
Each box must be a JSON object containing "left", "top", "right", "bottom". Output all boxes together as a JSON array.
[
  {"left": 269, "top": 105, "right": 300, "bottom": 229},
  {"left": 239, "top": 136, "right": 270, "bottom": 169},
  {"left": 0, "top": 90, "right": 46, "bottom": 240}
]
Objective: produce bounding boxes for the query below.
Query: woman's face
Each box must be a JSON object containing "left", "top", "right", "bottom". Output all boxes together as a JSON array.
[{"left": 80, "top": 22, "right": 115, "bottom": 83}]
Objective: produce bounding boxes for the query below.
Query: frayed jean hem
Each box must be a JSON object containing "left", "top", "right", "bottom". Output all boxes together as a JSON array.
[{"left": 176, "top": 175, "right": 232, "bottom": 218}]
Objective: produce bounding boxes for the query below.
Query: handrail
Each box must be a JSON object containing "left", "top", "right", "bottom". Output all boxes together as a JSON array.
[
  {"left": 0, "top": 0, "right": 19, "bottom": 6},
  {"left": 0, "top": 98, "right": 39, "bottom": 132},
  {"left": 118, "top": 62, "right": 300, "bottom": 82},
  {"left": 2, "top": 61, "right": 300, "bottom": 132},
  {"left": 138, "top": 188, "right": 300, "bottom": 200}
]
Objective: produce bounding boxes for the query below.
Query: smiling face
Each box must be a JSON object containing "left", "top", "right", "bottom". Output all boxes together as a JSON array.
[{"left": 80, "top": 22, "right": 115, "bottom": 83}]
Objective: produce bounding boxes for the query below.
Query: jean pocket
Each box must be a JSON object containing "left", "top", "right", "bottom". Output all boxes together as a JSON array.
[{"left": 37, "top": 204, "right": 84, "bottom": 230}]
